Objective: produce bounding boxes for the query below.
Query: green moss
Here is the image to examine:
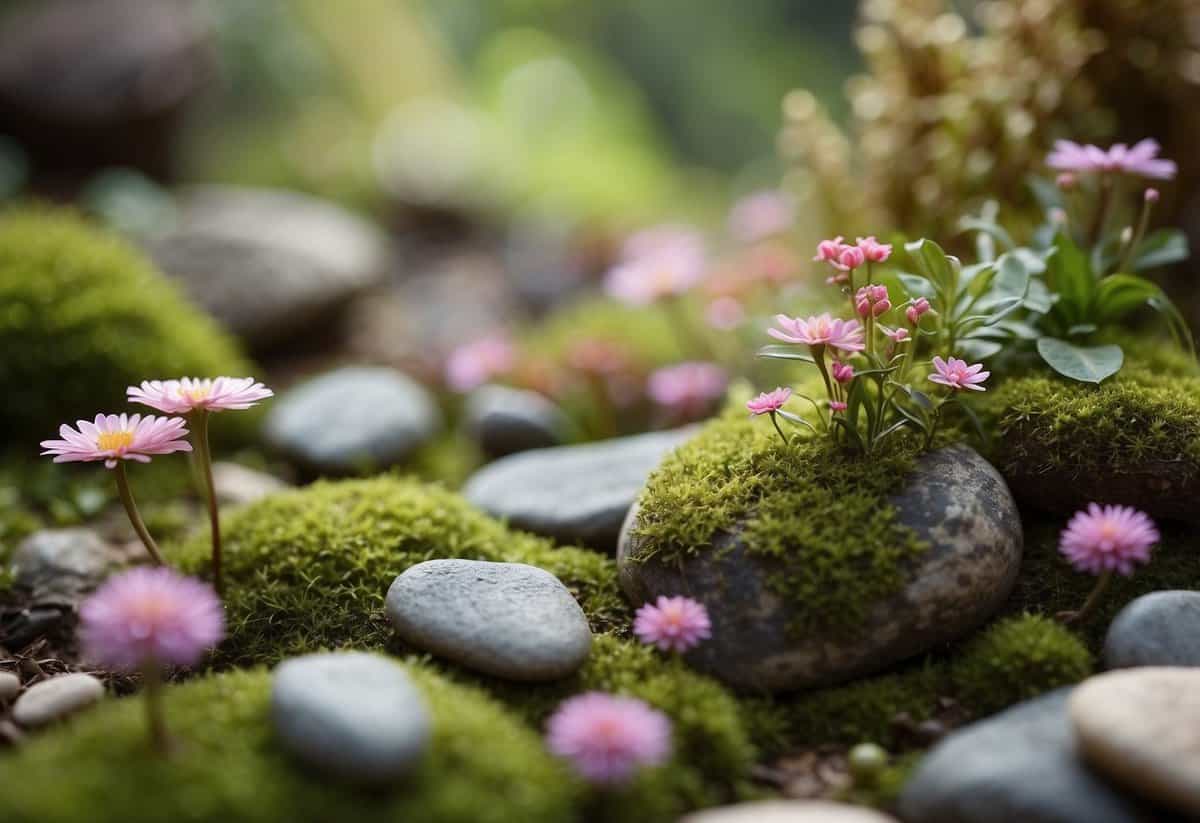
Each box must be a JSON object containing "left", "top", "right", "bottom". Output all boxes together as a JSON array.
[
  {"left": 450, "top": 634, "right": 757, "bottom": 821},
  {"left": 949, "top": 613, "right": 1092, "bottom": 715},
  {"left": 628, "top": 407, "right": 928, "bottom": 636},
  {"left": 405, "top": 431, "right": 484, "bottom": 490},
  {"left": 170, "top": 475, "right": 627, "bottom": 667},
  {"left": 981, "top": 363, "right": 1200, "bottom": 483},
  {"left": 0, "top": 207, "right": 254, "bottom": 441},
  {"left": 0, "top": 666, "right": 578, "bottom": 823}
]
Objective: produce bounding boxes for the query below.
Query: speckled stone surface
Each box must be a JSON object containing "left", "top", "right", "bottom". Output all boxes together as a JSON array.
[{"left": 618, "top": 445, "right": 1023, "bottom": 691}]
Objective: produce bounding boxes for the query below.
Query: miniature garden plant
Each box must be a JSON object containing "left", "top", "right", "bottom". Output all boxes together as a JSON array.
[
  {"left": 128, "top": 377, "right": 274, "bottom": 594},
  {"left": 78, "top": 567, "right": 224, "bottom": 752},
  {"left": 1056, "top": 503, "right": 1160, "bottom": 625}
]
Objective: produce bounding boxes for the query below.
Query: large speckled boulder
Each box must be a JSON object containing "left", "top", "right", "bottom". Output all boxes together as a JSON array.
[{"left": 618, "top": 445, "right": 1022, "bottom": 691}]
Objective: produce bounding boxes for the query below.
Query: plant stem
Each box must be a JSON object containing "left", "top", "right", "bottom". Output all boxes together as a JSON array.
[
  {"left": 1060, "top": 570, "right": 1112, "bottom": 626},
  {"left": 1115, "top": 195, "right": 1154, "bottom": 274},
  {"left": 1087, "top": 175, "right": 1115, "bottom": 250},
  {"left": 191, "top": 411, "right": 223, "bottom": 596},
  {"left": 113, "top": 463, "right": 165, "bottom": 566},
  {"left": 142, "top": 662, "right": 170, "bottom": 754},
  {"left": 769, "top": 412, "right": 790, "bottom": 448}
]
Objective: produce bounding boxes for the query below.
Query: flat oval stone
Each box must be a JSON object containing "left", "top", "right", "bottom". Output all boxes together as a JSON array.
[
  {"left": 464, "top": 384, "right": 568, "bottom": 459},
  {"left": 1071, "top": 667, "right": 1200, "bottom": 817},
  {"left": 900, "top": 689, "right": 1161, "bottom": 823},
  {"left": 271, "top": 652, "right": 431, "bottom": 783},
  {"left": 619, "top": 444, "right": 1022, "bottom": 691},
  {"left": 10, "top": 528, "right": 123, "bottom": 606},
  {"left": 12, "top": 673, "right": 104, "bottom": 727},
  {"left": 386, "top": 559, "right": 592, "bottom": 681},
  {"left": 1104, "top": 591, "right": 1200, "bottom": 669},
  {"left": 0, "top": 671, "right": 20, "bottom": 702},
  {"left": 681, "top": 800, "right": 899, "bottom": 822},
  {"left": 264, "top": 366, "right": 439, "bottom": 475},
  {"left": 463, "top": 427, "right": 697, "bottom": 552}
]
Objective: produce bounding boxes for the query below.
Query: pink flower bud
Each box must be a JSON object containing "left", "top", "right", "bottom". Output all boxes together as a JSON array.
[
  {"left": 837, "top": 245, "right": 866, "bottom": 271},
  {"left": 887, "top": 326, "right": 909, "bottom": 342},
  {"left": 856, "top": 236, "right": 893, "bottom": 263},
  {"left": 1145, "top": 188, "right": 1160, "bottom": 203},
  {"left": 829, "top": 400, "right": 848, "bottom": 413},
  {"left": 813, "top": 236, "right": 845, "bottom": 262},
  {"left": 905, "top": 297, "right": 931, "bottom": 326},
  {"left": 832, "top": 362, "right": 855, "bottom": 384},
  {"left": 873, "top": 299, "right": 892, "bottom": 317},
  {"left": 868, "top": 284, "right": 889, "bottom": 303}
]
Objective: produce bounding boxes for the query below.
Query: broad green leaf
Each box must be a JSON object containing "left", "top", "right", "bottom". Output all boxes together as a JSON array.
[
  {"left": 905, "top": 238, "right": 956, "bottom": 293},
  {"left": 1132, "top": 229, "right": 1190, "bottom": 271},
  {"left": 958, "top": 215, "right": 1015, "bottom": 256},
  {"left": 1093, "top": 273, "right": 1163, "bottom": 323},
  {"left": 1023, "top": 278, "right": 1056, "bottom": 314},
  {"left": 897, "top": 272, "right": 936, "bottom": 299},
  {"left": 958, "top": 338, "right": 1004, "bottom": 360},
  {"left": 1036, "top": 338, "right": 1123, "bottom": 384},
  {"left": 756, "top": 345, "right": 816, "bottom": 363},
  {"left": 1044, "top": 231, "right": 1094, "bottom": 326}
]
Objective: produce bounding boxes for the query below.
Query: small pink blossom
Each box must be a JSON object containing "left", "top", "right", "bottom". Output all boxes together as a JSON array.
[
  {"left": 832, "top": 362, "right": 855, "bottom": 384},
  {"left": 728, "top": 190, "right": 794, "bottom": 244},
  {"left": 634, "top": 595, "right": 712, "bottom": 653},
  {"left": 706, "top": 296, "right": 745, "bottom": 330},
  {"left": 855, "top": 285, "right": 891, "bottom": 317},
  {"left": 1059, "top": 503, "right": 1159, "bottom": 576},
  {"left": 829, "top": 400, "right": 848, "bottom": 413},
  {"left": 906, "top": 298, "right": 931, "bottom": 325},
  {"left": 545, "top": 692, "right": 672, "bottom": 785},
  {"left": 813, "top": 236, "right": 846, "bottom": 263},
  {"left": 648, "top": 362, "right": 728, "bottom": 417},
  {"left": 825, "top": 271, "right": 850, "bottom": 286},
  {"left": 128, "top": 377, "right": 273, "bottom": 415},
  {"left": 768, "top": 313, "right": 866, "bottom": 353},
  {"left": 604, "top": 251, "right": 706, "bottom": 305},
  {"left": 41, "top": 414, "right": 192, "bottom": 469},
  {"left": 856, "top": 236, "right": 892, "bottom": 263},
  {"left": 1145, "top": 188, "right": 1160, "bottom": 203},
  {"left": 79, "top": 567, "right": 225, "bottom": 670},
  {"left": 928, "top": 356, "right": 990, "bottom": 392},
  {"left": 886, "top": 326, "right": 910, "bottom": 343},
  {"left": 445, "top": 335, "right": 516, "bottom": 392},
  {"left": 746, "top": 387, "right": 792, "bottom": 416},
  {"left": 834, "top": 245, "right": 866, "bottom": 272},
  {"left": 1046, "top": 138, "right": 1177, "bottom": 180}
]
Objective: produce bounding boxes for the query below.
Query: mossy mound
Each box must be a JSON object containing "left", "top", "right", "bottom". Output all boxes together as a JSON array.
[
  {"left": 982, "top": 363, "right": 1200, "bottom": 520},
  {"left": 755, "top": 614, "right": 1091, "bottom": 750},
  {"left": 452, "top": 634, "right": 758, "bottom": 821},
  {"left": 171, "top": 475, "right": 627, "bottom": 667},
  {"left": 0, "top": 667, "right": 578, "bottom": 823},
  {"left": 628, "top": 406, "right": 927, "bottom": 636},
  {"left": 0, "top": 207, "right": 253, "bottom": 441}
]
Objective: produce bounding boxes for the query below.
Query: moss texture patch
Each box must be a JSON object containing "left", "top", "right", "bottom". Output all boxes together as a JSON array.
[
  {"left": 0, "top": 208, "right": 253, "bottom": 441},
  {"left": 628, "top": 407, "right": 928, "bottom": 636},
  {"left": 0, "top": 667, "right": 578, "bottom": 823},
  {"left": 170, "top": 475, "right": 627, "bottom": 667}
]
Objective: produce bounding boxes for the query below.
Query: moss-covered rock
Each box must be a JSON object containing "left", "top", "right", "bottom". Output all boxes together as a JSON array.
[
  {"left": 0, "top": 207, "right": 253, "bottom": 442},
  {"left": 170, "top": 475, "right": 627, "bottom": 667},
  {"left": 983, "top": 363, "right": 1200, "bottom": 521},
  {"left": 0, "top": 667, "right": 579, "bottom": 823}
]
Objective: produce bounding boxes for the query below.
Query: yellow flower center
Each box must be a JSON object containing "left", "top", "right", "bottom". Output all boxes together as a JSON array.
[
  {"left": 183, "top": 387, "right": 210, "bottom": 403},
  {"left": 96, "top": 430, "right": 134, "bottom": 452}
]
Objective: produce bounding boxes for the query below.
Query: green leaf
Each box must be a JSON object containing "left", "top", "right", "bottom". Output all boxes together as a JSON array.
[
  {"left": 1036, "top": 338, "right": 1124, "bottom": 384},
  {"left": 1132, "top": 229, "right": 1190, "bottom": 271},
  {"left": 1023, "top": 278, "right": 1056, "bottom": 314},
  {"left": 1028, "top": 175, "right": 1066, "bottom": 214},
  {"left": 897, "top": 272, "right": 936, "bottom": 300},
  {"left": 1044, "top": 231, "right": 1094, "bottom": 326},
  {"left": 958, "top": 339, "right": 1004, "bottom": 360},
  {"left": 756, "top": 345, "right": 815, "bottom": 363},
  {"left": 958, "top": 215, "right": 1015, "bottom": 256},
  {"left": 1093, "top": 273, "right": 1163, "bottom": 324},
  {"left": 905, "top": 238, "right": 957, "bottom": 293}
]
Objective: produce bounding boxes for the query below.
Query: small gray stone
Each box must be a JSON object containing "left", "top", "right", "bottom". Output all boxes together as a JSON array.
[
  {"left": 386, "top": 559, "right": 592, "bottom": 681},
  {"left": 1071, "top": 667, "right": 1200, "bottom": 817},
  {"left": 1104, "top": 591, "right": 1200, "bottom": 669},
  {"left": 12, "top": 673, "right": 104, "bottom": 727},
  {"left": 0, "top": 671, "right": 20, "bottom": 702},
  {"left": 211, "top": 462, "right": 288, "bottom": 506},
  {"left": 148, "top": 186, "right": 389, "bottom": 349},
  {"left": 681, "top": 800, "right": 898, "bottom": 822},
  {"left": 899, "top": 689, "right": 1166, "bottom": 823},
  {"left": 264, "top": 367, "right": 440, "bottom": 475},
  {"left": 10, "top": 529, "right": 123, "bottom": 606},
  {"left": 463, "top": 427, "right": 697, "bottom": 551},
  {"left": 464, "top": 384, "right": 569, "bottom": 459},
  {"left": 271, "top": 652, "right": 431, "bottom": 783},
  {"left": 618, "top": 445, "right": 1023, "bottom": 691}
]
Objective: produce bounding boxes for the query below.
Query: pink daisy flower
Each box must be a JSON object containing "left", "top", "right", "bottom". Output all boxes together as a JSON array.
[
  {"left": 634, "top": 595, "right": 713, "bottom": 653},
  {"left": 79, "top": 567, "right": 225, "bottom": 670},
  {"left": 545, "top": 692, "right": 672, "bottom": 785},
  {"left": 648, "top": 362, "right": 728, "bottom": 417},
  {"left": 1046, "top": 138, "right": 1177, "bottom": 180},
  {"left": 746, "top": 387, "right": 792, "bottom": 416},
  {"left": 768, "top": 313, "right": 866, "bottom": 353},
  {"left": 41, "top": 414, "right": 192, "bottom": 469},
  {"left": 728, "top": 190, "right": 794, "bottom": 244},
  {"left": 1059, "top": 503, "right": 1159, "bottom": 576},
  {"left": 445, "top": 335, "right": 517, "bottom": 392},
  {"left": 127, "top": 377, "right": 273, "bottom": 415},
  {"left": 928, "top": 356, "right": 990, "bottom": 392}
]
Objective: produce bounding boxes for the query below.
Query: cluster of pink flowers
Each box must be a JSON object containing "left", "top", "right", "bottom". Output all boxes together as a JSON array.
[
  {"left": 1047, "top": 138, "right": 1177, "bottom": 181},
  {"left": 855, "top": 284, "right": 891, "bottom": 318},
  {"left": 605, "top": 225, "right": 707, "bottom": 306},
  {"left": 813, "top": 236, "right": 892, "bottom": 283}
]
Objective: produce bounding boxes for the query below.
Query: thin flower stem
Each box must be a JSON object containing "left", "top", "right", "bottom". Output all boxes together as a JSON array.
[
  {"left": 1060, "top": 570, "right": 1113, "bottom": 626},
  {"left": 142, "top": 662, "right": 170, "bottom": 754},
  {"left": 1115, "top": 195, "right": 1154, "bottom": 274},
  {"left": 191, "top": 411, "right": 223, "bottom": 597},
  {"left": 1087, "top": 175, "right": 1115, "bottom": 250},
  {"left": 113, "top": 463, "right": 165, "bottom": 566},
  {"left": 769, "top": 412, "right": 790, "bottom": 447}
]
